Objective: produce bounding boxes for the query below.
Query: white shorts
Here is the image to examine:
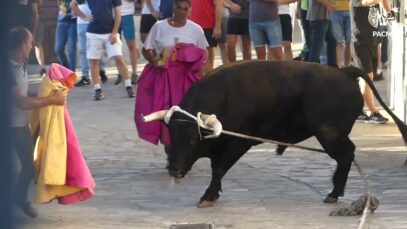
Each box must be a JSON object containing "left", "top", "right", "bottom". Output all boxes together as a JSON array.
[{"left": 86, "top": 32, "right": 123, "bottom": 59}]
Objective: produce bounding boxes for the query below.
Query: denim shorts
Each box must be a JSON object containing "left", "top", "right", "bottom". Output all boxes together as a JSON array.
[
  {"left": 249, "top": 20, "right": 282, "bottom": 48},
  {"left": 330, "top": 11, "right": 351, "bottom": 43},
  {"left": 121, "top": 15, "right": 136, "bottom": 40}
]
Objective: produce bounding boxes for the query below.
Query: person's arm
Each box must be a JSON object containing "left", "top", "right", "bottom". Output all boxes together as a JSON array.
[
  {"left": 213, "top": 0, "right": 223, "bottom": 39},
  {"left": 70, "top": 0, "right": 92, "bottom": 21},
  {"left": 145, "top": 0, "right": 162, "bottom": 19},
  {"left": 142, "top": 48, "right": 158, "bottom": 67},
  {"left": 111, "top": 5, "right": 122, "bottom": 44},
  {"left": 295, "top": 0, "right": 302, "bottom": 19},
  {"left": 380, "top": 0, "right": 391, "bottom": 12},
  {"left": 13, "top": 88, "right": 66, "bottom": 110},
  {"left": 31, "top": 1, "right": 39, "bottom": 43},
  {"left": 224, "top": 0, "right": 242, "bottom": 14},
  {"left": 316, "top": 0, "right": 336, "bottom": 11},
  {"left": 360, "top": 0, "right": 382, "bottom": 6}
]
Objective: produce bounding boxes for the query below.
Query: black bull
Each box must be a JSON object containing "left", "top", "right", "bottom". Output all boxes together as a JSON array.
[{"left": 145, "top": 61, "right": 407, "bottom": 207}]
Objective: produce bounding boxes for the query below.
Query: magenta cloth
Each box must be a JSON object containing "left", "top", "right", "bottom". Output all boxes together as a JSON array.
[
  {"left": 134, "top": 43, "right": 207, "bottom": 145},
  {"left": 48, "top": 63, "right": 96, "bottom": 204},
  {"left": 47, "top": 63, "right": 75, "bottom": 90}
]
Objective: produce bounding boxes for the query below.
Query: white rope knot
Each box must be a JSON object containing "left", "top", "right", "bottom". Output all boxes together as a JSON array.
[{"left": 197, "top": 112, "right": 223, "bottom": 138}]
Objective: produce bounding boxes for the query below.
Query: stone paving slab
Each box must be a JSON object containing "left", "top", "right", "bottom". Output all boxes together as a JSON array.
[{"left": 16, "top": 76, "right": 407, "bottom": 228}]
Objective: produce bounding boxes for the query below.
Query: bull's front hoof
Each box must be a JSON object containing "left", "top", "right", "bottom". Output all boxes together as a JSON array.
[
  {"left": 324, "top": 196, "right": 338, "bottom": 203},
  {"left": 197, "top": 200, "right": 215, "bottom": 208}
]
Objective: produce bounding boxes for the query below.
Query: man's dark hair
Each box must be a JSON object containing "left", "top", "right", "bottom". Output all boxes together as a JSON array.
[
  {"left": 8, "top": 27, "right": 30, "bottom": 51},
  {"left": 174, "top": 0, "right": 191, "bottom": 7}
]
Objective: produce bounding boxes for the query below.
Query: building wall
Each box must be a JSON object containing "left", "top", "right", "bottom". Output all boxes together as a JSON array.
[{"left": 389, "top": 1, "right": 407, "bottom": 121}]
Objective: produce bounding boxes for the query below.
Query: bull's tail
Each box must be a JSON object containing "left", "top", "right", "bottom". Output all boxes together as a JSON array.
[{"left": 342, "top": 66, "right": 407, "bottom": 165}]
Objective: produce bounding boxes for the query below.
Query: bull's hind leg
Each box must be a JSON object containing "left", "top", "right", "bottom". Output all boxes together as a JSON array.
[{"left": 316, "top": 135, "right": 355, "bottom": 203}]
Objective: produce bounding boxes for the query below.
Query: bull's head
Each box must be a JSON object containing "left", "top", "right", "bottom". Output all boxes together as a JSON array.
[{"left": 143, "top": 108, "right": 222, "bottom": 178}]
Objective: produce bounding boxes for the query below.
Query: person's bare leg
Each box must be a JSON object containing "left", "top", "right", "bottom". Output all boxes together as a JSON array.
[
  {"left": 269, "top": 46, "right": 283, "bottom": 60},
  {"left": 227, "top": 34, "right": 238, "bottom": 62},
  {"left": 140, "top": 33, "right": 148, "bottom": 44},
  {"left": 255, "top": 46, "right": 266, "bottom": 60},
  {"left": 282, "top": 41, "right": 293, "bottom": 60},
  {"left": 113, "top": 55, "right": 130, "bottom": 80},
  {"left": 218, "top": 42, "right": 229, "bottom": 64},
  {"left": 345, "top": 42, "right": 351, "bottom": 67},
  {"left": 126, "top": 39, "right": 139, "bottom": 76},
  {"left": 336, "top": 43, "right": 344, "bottom": 68},
  {"left": 241, "top": 35, "right": 252, "bottom": 60},
  {"left": 35, "top": 43, "right": 45, "bottom": 67},
  {"left": 90, "top": 59, "right": 101, "bottom": 84},
  {"left": 204, "top": 47, "right": 215, "bottom": 75},
  {"left": 364, "top": 72, "right": 378, "bottom": 113},
  {"left": 377, "top": 44, "right": 382, "bottom": 76}
]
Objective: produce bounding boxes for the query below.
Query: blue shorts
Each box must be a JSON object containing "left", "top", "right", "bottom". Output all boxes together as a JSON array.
[
  {"left": 249, "top": 20, "right": 282, "bottom": 48},
  {"left": 121, "top": 15, "right": 136, "bottom": 40},
  {"left": 330, "top": 11, "right": 351, "bottom": 43}
]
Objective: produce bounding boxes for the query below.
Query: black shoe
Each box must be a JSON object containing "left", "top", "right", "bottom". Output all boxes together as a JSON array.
[
  {"left": 40, "top": 68, "right": 47, "bottom": 77},
  {"left": 94, "top": 89, "right": 105, "bottom": 101},
  {"left": 115, "top": 74, "right": 123, "bottom": 85},
  {"left": 100, "top": 70, "right": 108, "bottom": 83},
  {"left": 367, "top": 112, "right": 389, "bottom": 124},
  {"left": 373, "top": 72, "right": 384, "bottom": 81},
  {"left": 21, "top": 202, "right": 37, "bottom": 218},
  {"left": 131, "top": 73, "right": 138, "bottom": 85},
  {"left": 356, "top": 111, "right": 370, "bottom": 123},
  {"left": 75, "top": 78, "right": 90, "bottom": 87},
  {"left": 126, "top": 86, "right": 135, "bottom": 98}
]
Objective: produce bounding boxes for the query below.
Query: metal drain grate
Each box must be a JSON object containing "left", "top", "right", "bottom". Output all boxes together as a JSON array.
[{"left": 169, "top": 223, "right": 212, "bottom": 229}]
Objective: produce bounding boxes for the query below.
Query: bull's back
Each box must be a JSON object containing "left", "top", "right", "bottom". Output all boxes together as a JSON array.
[{"left": 182, "top": 61, "right": 363, "bottom": 141}]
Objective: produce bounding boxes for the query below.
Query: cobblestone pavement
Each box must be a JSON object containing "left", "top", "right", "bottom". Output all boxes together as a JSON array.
[{"left": 17, "top": 68, "right": 407, "bottom": 229}]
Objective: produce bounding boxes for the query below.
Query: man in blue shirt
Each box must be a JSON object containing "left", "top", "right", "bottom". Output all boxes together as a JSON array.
[{"left": 72, "top": 0, "right": 135, "bottom": 100}]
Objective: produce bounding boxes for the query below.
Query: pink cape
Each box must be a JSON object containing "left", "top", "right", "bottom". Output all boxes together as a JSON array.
[
  {"left": 48, "top": 63, "right": 96, "bottom": 204},
  {"left": 134, "top": 43, "right": 207, "bottom": 145}
]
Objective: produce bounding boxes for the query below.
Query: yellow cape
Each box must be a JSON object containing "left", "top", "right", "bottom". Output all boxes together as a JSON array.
[{"left": 30, "top": 77, "right": 82, "bottom": 203}]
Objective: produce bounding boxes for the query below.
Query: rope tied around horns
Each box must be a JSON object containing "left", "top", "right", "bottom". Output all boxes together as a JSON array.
[{"left": 164, "top": 106, "right": 379, "bottom": 226}]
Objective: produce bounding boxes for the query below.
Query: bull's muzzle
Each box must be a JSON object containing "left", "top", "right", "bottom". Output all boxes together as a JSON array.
[{"left": 168, "top": 169, "right": 186, "bottom": 178}]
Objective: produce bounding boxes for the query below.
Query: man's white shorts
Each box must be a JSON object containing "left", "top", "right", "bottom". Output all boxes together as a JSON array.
[{"left": 86, "top": 32, "right": 123, "bottom": 59}]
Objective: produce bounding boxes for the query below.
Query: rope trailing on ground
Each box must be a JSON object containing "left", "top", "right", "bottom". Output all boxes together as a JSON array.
[
  {"left": 328, "top": 160, "right": 379, "bottom": 229},
  {"left": 219, "top": 130, "right": 377, "bottom": 227}
]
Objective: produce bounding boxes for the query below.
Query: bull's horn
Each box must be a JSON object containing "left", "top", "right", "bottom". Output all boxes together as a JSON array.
[
  {"left": 142, "top": 110, "right": 169, "bottom": 122},
  {"left": 201, "top": 114, "right": 223, "bottom": 137}
]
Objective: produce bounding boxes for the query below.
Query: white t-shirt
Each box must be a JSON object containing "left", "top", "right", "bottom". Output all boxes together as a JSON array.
[
  {"left": 77, "top": 3, "right": 92, "bottom": 24},
  {"left": 141, "top": 0, "right": 160, "bottom": 15},
  {"left": 144, "top": 19, "right": 209, "bottom": 54},
  {"left": 278, "top": 4, "right": 290, "bottom": 15},
  {"left": 121, "top": 0, "right": 134, "bottom": 16}
]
